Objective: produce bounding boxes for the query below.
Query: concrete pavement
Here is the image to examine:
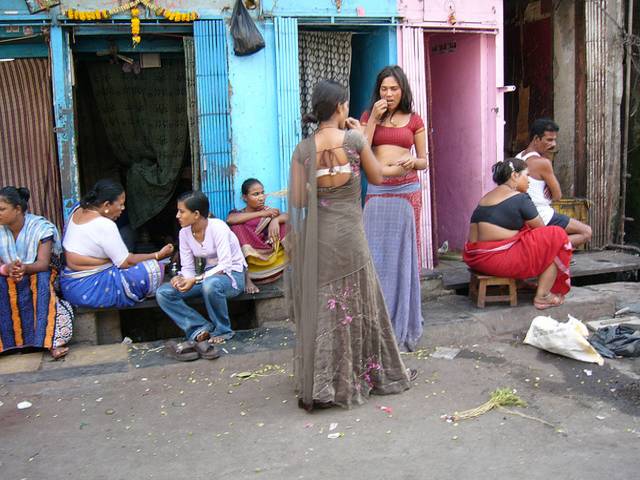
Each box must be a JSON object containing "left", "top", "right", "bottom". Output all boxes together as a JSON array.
[
  {"left": 0, "top": 282, "right": 639, "bottom": 479},
  {"left": 1, "top": 338, "right": 638, "bottom": 480}
]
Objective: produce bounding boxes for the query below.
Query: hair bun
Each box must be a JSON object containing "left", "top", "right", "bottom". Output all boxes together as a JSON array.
[
  {"left": 302, "top": 112, "right": 318, "bottom": 124},
  {"left": 16, "top": 187, "right": 30, "bottom": 203}
]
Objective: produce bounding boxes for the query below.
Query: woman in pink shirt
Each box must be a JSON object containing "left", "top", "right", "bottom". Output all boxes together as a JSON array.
[{"left": 156, "top": 191, "right": 246, "bottom": 360}]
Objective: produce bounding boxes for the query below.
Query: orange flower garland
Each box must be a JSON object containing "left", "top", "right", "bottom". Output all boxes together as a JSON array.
[{"left": 64, "top": 1, "right": 199, "bottom": 46}]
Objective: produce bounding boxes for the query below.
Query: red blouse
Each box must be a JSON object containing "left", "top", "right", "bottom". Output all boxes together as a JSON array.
[{"left": 360, "top": 111, "right": 425, "bottom": 149}]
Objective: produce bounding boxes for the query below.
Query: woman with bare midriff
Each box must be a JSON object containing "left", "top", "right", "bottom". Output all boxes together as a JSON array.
[
  {"left": 61, "top": 179, "right": 173, "bottom": 309},
  {"left": 464, "top": 158, "right": 573, "bottom": 310},
  {"left": 360, "top": 65, "right": 427, "bottom": 352}
]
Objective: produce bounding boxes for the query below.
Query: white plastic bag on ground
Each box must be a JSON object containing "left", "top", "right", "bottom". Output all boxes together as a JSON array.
[{"left": 524, "top": 315, "right": 604, "bottom": 365}]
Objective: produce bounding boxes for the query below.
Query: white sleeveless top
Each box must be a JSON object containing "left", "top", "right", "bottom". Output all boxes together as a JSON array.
[
  {"left": 63, "top": 215, "right": 130, "bottom": 267},
  {"left": 516, "top": 151, "right": 554, "bottom": 225}
]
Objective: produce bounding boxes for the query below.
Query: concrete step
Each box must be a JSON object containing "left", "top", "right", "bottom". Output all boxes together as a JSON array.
[
  {"left": 420, "top": 271, "right": 455, "bottom": 301},
  {"left": 420, "top": 285, "right": 618, "bottom": 347}
]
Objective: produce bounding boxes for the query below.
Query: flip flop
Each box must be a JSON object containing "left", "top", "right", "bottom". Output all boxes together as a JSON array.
[
  {"left": 407, "top": 368, "right": 418, "bottom": 382},
  {"left": 533, "top": 293, "right": 564, "bottom": 310},
  {"left": 51, "top": 346, "right": 69, "bottom": 360},
  {"left": 195, "top": 341, "right": 221, "bottom": 360},
  {"left": 165, "top": 340, "right": 199, "bottom": 362}
]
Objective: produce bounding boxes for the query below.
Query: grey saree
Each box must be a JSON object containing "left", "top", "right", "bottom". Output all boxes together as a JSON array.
[{"left": 286, "top": 129, "right": 411, "bottom": 410}]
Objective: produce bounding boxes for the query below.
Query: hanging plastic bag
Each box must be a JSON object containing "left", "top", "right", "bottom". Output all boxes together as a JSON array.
[
  {"left": 229, "top": 0, "right": 265, "bottom": 56},
  {"left": 524, "top": 315, "right": 604, "bottom": 365}
]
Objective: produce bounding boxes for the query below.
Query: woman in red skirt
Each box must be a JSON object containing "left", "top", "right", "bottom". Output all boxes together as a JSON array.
[{"left": 463, "top": 158, "right": 572, "bottom": 309}]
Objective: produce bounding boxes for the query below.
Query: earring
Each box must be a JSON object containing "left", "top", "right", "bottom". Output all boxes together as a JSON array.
[{"left": 104, "top": 209, "right": 109, "bottom": 214}]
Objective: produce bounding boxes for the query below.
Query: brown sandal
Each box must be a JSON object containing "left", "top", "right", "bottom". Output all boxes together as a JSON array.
[
  {"left": 194, "top": 341, "right": 221, "bottom": 360},
  {"left": 165, "top": 340, "right": 199, "bottom": 362}
]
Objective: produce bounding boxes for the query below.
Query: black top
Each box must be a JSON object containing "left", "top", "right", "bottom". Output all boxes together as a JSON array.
[{"left": 470, "top": 193, "right": 538, "bottom": 230}]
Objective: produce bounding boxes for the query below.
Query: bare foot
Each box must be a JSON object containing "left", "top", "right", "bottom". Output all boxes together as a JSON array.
[
  {"left": 51, "top": 346, "right": 69, "bottom": 360},
  {"left": 209, "top": 336, "right": 227, "bottom": 345},
  {"left": 195, "top": 331, "right": 210, "bottom": 343},
  {"left": 245, "top": 278, "right": 260, "bottom": 294}
]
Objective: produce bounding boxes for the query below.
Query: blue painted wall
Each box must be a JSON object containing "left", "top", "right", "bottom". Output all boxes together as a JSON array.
[
  {"left": 227, "top": 21, "right": 283, "bottom": 212},
  {"left": 0, "top": 0, "right": 50, "bottom": 20},
  {"left": 262, "top": 0, "right": 397, "bottom": 18},
  {"left": 0, "top": 42, "right": 48, "bottom": 58},
  {"left": 227, "top": 21, "right": 398, "bottom": 213},
  {"left": 350, "top": 26, "right": 397, "bottom": 119},
  {"left": 0, "top": 1, "right": 401, "bottom": 218}
]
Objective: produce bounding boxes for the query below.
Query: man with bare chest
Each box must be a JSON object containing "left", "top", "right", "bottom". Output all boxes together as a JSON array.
[{"left": 516, "top": 118, "right": 592, "bottom": 248}]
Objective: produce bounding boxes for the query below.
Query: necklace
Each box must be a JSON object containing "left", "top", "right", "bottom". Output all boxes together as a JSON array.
[{"left": 315, "top": 125, "right": 340, "bottom": 132}]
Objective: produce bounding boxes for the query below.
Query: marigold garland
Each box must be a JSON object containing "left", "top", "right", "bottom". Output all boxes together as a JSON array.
[{"left": 64, "top": 1, "right": 199, "bottom": 46}]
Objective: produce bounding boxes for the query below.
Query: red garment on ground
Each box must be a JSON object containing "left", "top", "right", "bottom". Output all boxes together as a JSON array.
[{"left": 463, "top": 226, "right": 573, "bottom": 295}]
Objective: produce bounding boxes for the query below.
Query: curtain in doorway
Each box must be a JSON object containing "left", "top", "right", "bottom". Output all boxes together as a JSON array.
[
  {"left": 0, "top": 59, "right": 63, "bottom": 229},
  {"left": 86, "top": 58, "right": 188, "bottom": 229},
  {"left": 299, "top": 32, "right": 352, "bottom": 137}
]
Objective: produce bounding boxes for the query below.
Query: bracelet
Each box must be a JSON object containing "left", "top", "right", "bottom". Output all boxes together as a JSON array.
[
  {"left": 154, "top": 252, "right": 159, "bottom": 260},
  {"left": 194, "top": 274, "right": 204, "bottom": 284}
]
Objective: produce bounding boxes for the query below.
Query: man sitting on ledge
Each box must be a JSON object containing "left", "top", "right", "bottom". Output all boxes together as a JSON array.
[{"left": 516, "top": 118, "right": 592, "bottom": 248}]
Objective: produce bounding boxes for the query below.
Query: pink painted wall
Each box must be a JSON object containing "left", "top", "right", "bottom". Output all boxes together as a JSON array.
[
  {"left": 399, "top": 0, "right": 500, "bottom": 27},
  {"left": 397, "top": 0, "right": 504, "bottom": 253},
  {"left": 428, "top": 33, "right": 495, "bottom": 251}
]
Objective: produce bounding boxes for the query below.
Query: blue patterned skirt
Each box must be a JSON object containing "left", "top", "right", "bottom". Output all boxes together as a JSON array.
[{"left": 60, "top": 260, "right": 163, "bottom": 308}]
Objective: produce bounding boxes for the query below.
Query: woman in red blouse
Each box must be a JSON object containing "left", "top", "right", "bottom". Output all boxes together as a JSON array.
[{"left": 359, "top": 65, "right": 427, "bottom": 352}]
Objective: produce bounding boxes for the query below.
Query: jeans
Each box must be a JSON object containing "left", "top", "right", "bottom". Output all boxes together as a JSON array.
[{"left": 156, "top": 270, "right": 245, "bottom": 341}]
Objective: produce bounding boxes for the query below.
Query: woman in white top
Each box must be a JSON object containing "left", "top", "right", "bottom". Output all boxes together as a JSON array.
[
  {"left": 156, "top": 191, "right": 246, "bottom": 360},
  {"left": 60, "top": 179, "right": 173, "bottom": 308}
]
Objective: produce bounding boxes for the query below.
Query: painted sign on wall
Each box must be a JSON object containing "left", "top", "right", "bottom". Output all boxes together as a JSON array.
[{"left": 24, "top": 0, "right": 60, "bottom": 13}]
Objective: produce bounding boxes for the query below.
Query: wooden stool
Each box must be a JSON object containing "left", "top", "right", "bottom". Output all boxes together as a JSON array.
[{"left": 469, "top": 271, "right": 517, "bottom": 308}]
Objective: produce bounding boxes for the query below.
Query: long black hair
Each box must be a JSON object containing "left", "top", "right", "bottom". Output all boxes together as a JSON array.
[
  {"left": 177, "top": 191, "right": 210, "bottom": 218},
  {"left": 81, "top": 179, "right": 124, "bottom": 208},
  {"left": 369, "top": 65, "right": 414, "bottom": 115},
  {"left": 0, "top": 186, "right": 30, "bottom": 213},
  {"left": 302, "top": 80, "right": 349, "bottom": 124},
  {"left": 491, "top": 158, "right": 527, "bottom": 185}
]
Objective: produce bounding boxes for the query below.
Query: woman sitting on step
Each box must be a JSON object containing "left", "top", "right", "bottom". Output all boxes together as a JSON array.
[
  {"left": 226, "top": 178, "right": 288, "bottom": 294},
  {"left": 0, "top": 186, "right": 73, "bottom": 360},
  {"left": 60, "top": 179, "right": 174, "bottom": 309},
  {"left": 156, "top": 191, "right": 247, "bottom": 361},
  {"left": 463, "top": 158, "right": 573, "bottom": 310}
]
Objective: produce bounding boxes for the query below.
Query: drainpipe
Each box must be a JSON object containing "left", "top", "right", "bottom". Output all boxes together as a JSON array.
[{"left": 619, "top": 0, "right": 635, "bottom": 243}]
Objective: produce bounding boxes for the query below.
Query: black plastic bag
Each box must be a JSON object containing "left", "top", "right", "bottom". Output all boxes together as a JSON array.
[{"left": 229, "top": 0, "right": 265, "bottom": 56}]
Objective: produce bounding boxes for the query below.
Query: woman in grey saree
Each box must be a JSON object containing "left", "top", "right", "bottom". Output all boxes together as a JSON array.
[{"left": 287, "top": 80, "right": 412, "bottom": 411}]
